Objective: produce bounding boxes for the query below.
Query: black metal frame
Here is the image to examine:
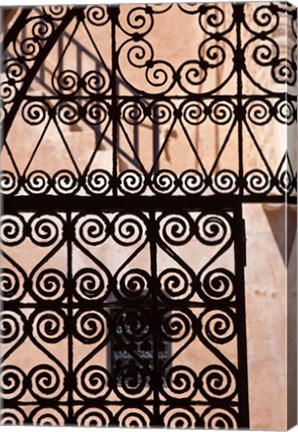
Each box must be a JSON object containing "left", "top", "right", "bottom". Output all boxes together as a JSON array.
[{"left": 0, "top": 3, "right": 296, "bottom": 429}]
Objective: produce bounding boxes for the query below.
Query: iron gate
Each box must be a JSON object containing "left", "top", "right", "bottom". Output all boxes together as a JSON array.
[{"left": 0, "top": 2, "right": 297, "bottom": 429}]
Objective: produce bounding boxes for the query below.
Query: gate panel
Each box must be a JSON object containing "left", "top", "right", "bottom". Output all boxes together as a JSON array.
[{"left": 0, "top": 204, "right": 248, "bottom": 427}]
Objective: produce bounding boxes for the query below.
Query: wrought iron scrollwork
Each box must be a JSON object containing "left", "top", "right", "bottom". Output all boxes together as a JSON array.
[
  {"left": 0, "top": 208, "right": 248, "bottom": 427},
  {"left": 1, "top": 2, "right": 297, "bottom": 429},
  {"left": 0, "top": 3, "right": 296, "bottom": 200}
]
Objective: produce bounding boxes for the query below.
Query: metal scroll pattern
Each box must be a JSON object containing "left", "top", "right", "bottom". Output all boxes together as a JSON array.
[
  {"left": 0, "top": 3, "right": 297, "bottom": 199},
  {"left": 0, "top": 2, "right": 297, "bottom": 429},
  {"left": 0, "top": 209, "right": 247, "bottom": 427}
]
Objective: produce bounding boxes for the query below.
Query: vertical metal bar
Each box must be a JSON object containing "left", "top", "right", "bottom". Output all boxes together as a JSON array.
[
  {"left": 77, "top": 44, "right": 82, "bottom": 96},
  {"left": 110, "top": 7, "right": 120, "bottom": 195},
  {"left": 214, "top": 66, "right": 220, "bottom": 174},
  {"left": 233, "top": 14, "right": 250, "bottom": 425},
  {"left": 149, "top": 211, "right": 161, "bottom": 426},
  {"left": 97, "top": 62, "right": 101, "bottom": 144},
  {"left": 134, "top": 103, "right": 139, "bottom": 159},
  {"left": 235, "top": 4, "right": 244, "bottom": 197},
  {"left": 153, "top": 118, "right": 159, "bottom": 173},
  {"left": 66, "top": 212, "right": 74, "bottom": 425},
  {"left": 233, "top": 203, "right": 250, "bottom": 427}
]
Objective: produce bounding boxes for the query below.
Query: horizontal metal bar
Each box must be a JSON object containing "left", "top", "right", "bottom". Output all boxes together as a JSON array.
[
  {"left": 4, "top": 399, "right": 240, "bottom": 407},
  {"left": 3, "top": 194, "right": 295, "bottom": 213},
  {"left": 21, "top": 93, "right": 296, "bottom": 101}
]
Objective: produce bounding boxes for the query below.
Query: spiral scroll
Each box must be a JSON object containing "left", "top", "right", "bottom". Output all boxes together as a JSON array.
[{"left": 2, "top": 1, "right": 290, "bottom": 427}]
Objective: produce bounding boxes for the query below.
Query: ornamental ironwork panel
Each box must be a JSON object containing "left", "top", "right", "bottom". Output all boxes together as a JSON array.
[
  {"left": 1, "top": 205, "right": 248, "bottom": 427},
  {"left": 0, "top": 2, "right": 297, "bottom": 429},
  {"left": 1, "top": 3, "right": 296, "bottom": 199}
]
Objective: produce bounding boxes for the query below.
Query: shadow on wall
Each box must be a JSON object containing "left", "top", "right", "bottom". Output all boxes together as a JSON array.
[{"left": 262, "top": 203, "right": 297, "bottom": 265}]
